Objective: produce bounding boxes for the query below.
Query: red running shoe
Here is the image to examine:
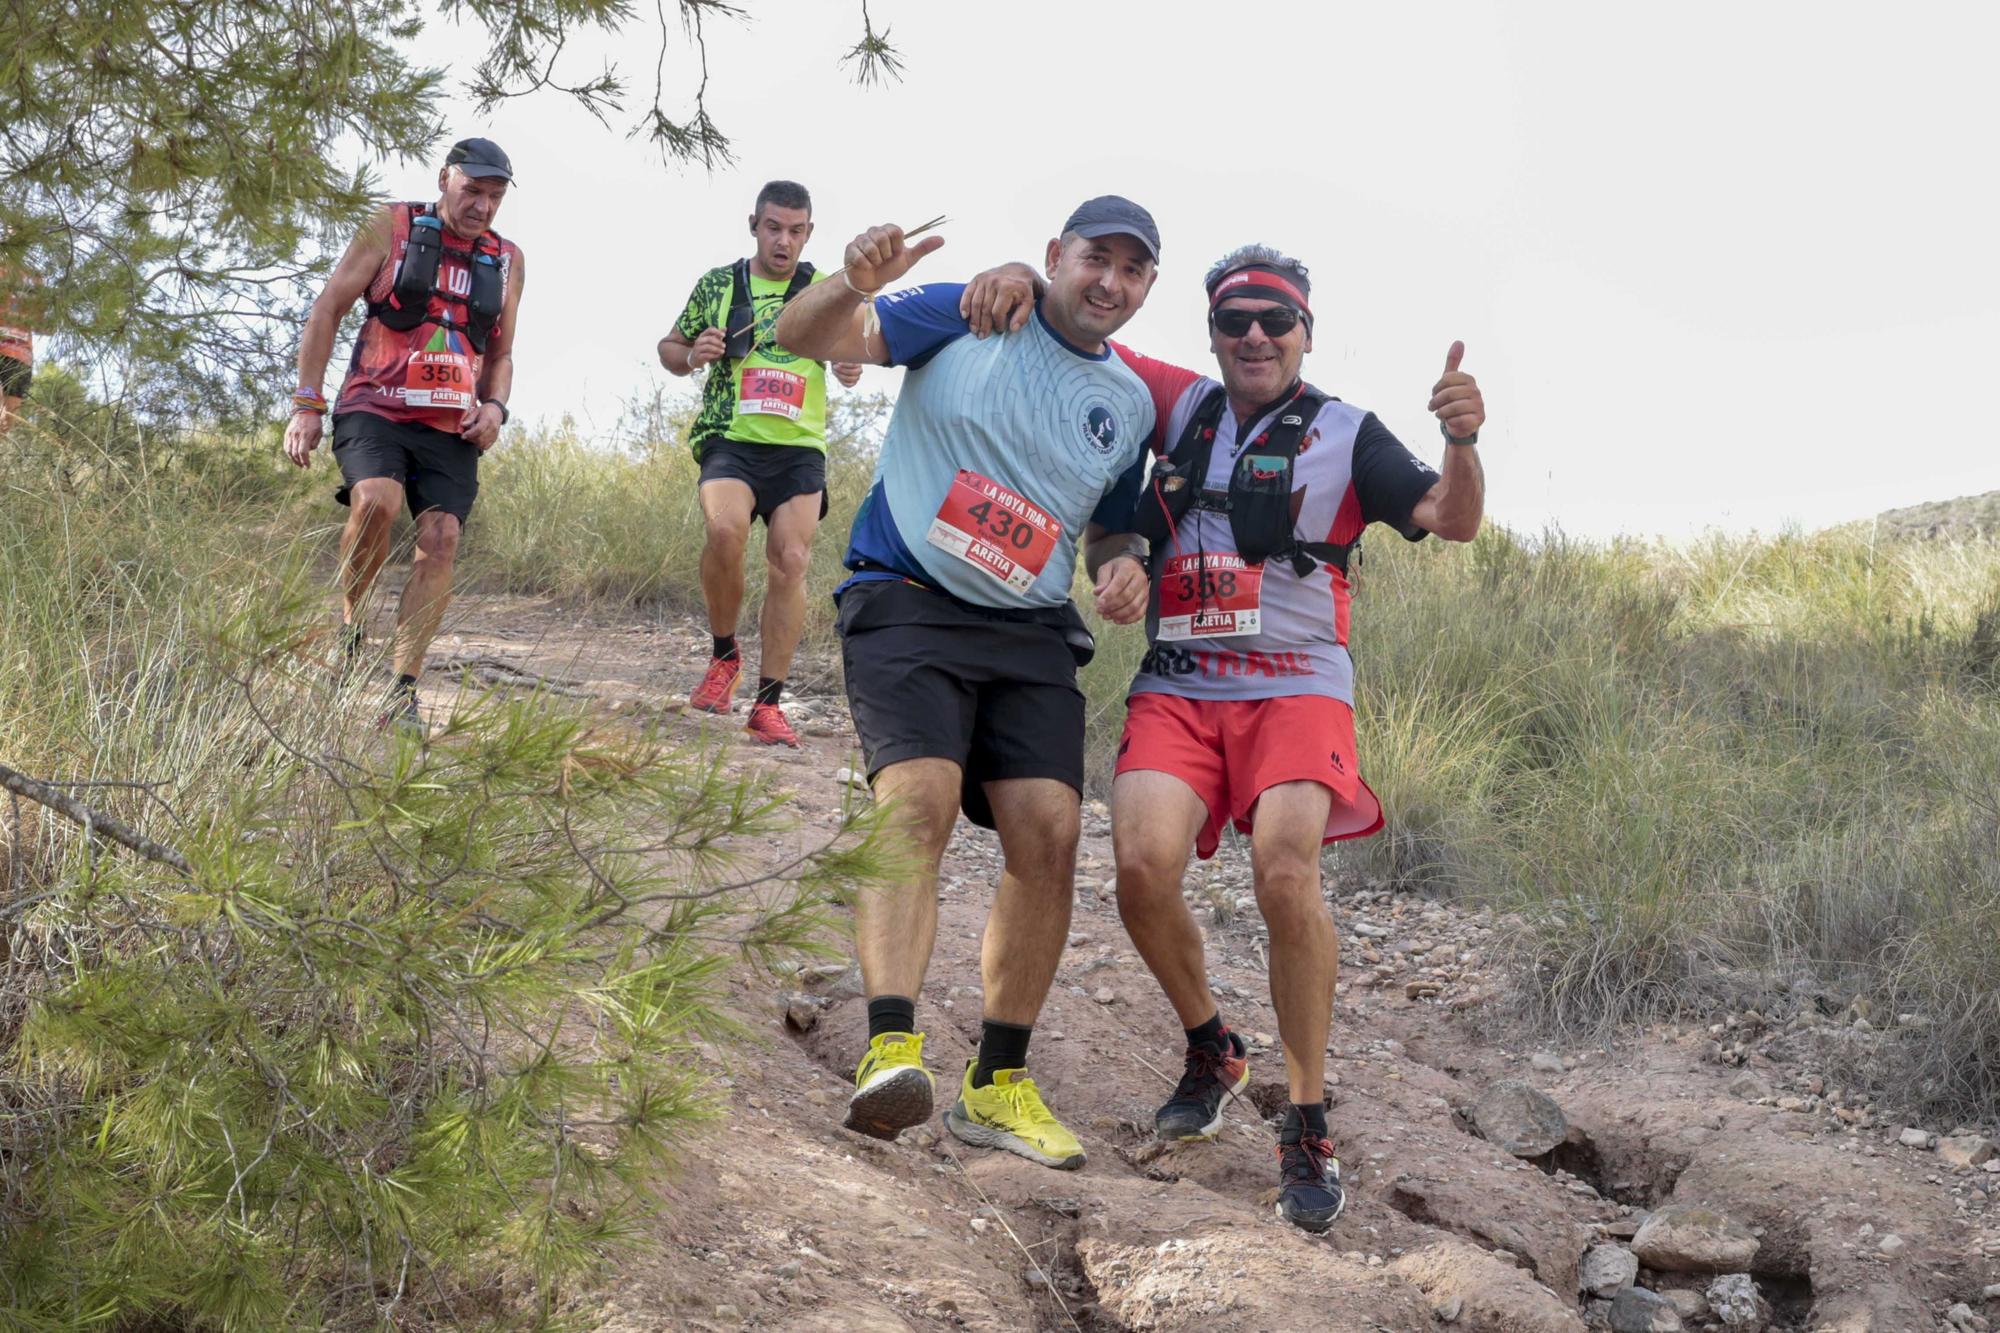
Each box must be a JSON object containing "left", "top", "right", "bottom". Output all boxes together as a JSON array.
[
  {"left": 744, "top": 701, "right": 801, "bottom": 747},
  {"left": 689, "top": 654, "right": 742, "bottom": 714}
]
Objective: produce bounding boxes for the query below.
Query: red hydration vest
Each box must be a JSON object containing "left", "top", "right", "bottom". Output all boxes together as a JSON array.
[
  {"left": 0, "top": 275, "right": 32, "bottom": 365},
  {"left": 335, "top": 202, "right": 517, "bottom": 432}
]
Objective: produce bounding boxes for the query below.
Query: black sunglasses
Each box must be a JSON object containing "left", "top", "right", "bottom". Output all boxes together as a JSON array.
[{"left": 1210, "top": 306, "right": 1302, "bottom": 338}]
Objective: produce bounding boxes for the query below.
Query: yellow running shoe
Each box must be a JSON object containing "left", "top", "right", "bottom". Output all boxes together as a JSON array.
[
  {"left": 944, "top": 1061, "right": 1086, "bottom": 1170},
  {"left": 844, "top": 1032, "right": 934, "bottom": 1140}
]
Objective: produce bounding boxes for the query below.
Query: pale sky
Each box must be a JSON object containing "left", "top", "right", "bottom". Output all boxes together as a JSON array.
[{"left": 389, "top": 0, "right": 1998, "bottom": 541}]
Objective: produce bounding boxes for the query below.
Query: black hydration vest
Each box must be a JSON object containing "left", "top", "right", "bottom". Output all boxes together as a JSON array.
[
  {"left": 724, "top": 258, "right": 816, "bottom": 361},
  {"left": 368, "top": 203, "right": 506, "bottom": 354},
  {"left": 1132, "top": 383, "right": 1357, "bottom": 578}
]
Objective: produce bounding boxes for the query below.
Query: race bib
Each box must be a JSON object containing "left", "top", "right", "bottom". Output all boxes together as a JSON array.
[
  {"left": 403, "top": 347, "right": 474, "bottom": 411},
  {"left": 1157, "top": 552, "right": 1262, "bottom": 640},
  {"left": 738, "top": 366, "right": 808, "bottom": 420},
  {"left": 925, "top": 469, "right": 1062, "bottom": 594}
]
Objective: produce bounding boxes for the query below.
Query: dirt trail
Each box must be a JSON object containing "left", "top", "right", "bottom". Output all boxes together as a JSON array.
[{"left": 408, "top": 592, "right": 2000, "bottom": 1333}]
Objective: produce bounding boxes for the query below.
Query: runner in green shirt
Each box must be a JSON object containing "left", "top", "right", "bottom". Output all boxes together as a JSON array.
[{"left": 658, "top": 180, "right": 863, "bottom": 746}]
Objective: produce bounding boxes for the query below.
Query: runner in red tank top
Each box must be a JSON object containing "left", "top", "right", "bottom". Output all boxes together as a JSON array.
[
  {"left": 0, "top": 268, "right": 36, "bottom": 437},
  {"left": 282, "top": 138, "right": 528, "bottom": 734}
]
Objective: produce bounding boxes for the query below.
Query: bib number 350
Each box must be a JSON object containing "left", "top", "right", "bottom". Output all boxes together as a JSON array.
[
  {"left": 926, "top": 469, "right": 1062, "bottom": 594},
  {"left": 403, "top": 349, "right": 473, "bottom": 411}
]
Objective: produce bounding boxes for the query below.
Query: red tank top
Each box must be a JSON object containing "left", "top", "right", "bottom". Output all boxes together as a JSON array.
[
  {"left": 335, "top": 202, "right": 519, "bottom": 431},
  {"left": 0, "top": 274, "right": 32, "bottom": 365}
]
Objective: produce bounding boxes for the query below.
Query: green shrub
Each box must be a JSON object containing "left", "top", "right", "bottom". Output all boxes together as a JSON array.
[{"left": 0, "top": 411, "right": 888, "bottom": 1328}]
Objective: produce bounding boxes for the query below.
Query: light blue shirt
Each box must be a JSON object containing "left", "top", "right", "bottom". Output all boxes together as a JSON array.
[{"left": 841, "top": 283, "right": 1154, "bottom": 609}]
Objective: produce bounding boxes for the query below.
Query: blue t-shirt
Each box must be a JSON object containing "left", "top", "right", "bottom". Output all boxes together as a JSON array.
[{"left": 841, "top": 283, "right": 1154, "bottom": 609}]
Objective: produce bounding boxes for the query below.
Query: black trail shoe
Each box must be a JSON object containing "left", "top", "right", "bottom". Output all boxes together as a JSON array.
[
  {"left": 379, "top": 681, "right": 424, "bottom": 737},
  {"left": 1155, "top": 1028, "right": 1250, "bottom": 1141},
  {"left": 1276, "top": 1121, "right": 1346, "bottom": 1234}
]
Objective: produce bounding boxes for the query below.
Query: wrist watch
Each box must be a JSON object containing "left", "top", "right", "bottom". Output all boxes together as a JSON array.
[
  {"left": 482, "top": 399, "right": 510, "bottom": 425},
  {"left": 1440, "top": 421, "right": 1479, "bottom": 446}
]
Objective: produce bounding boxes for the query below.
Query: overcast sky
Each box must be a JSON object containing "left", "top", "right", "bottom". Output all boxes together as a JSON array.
[{"left": 402, "top": 0, "right": 1997, "bottom": 541}]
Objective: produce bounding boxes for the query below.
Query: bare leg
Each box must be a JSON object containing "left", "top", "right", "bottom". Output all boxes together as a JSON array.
[
  {"left": 981, "top": 778, "right": 1082, "bottom": 1026},
  {"left": 0, "top": 392, "right": 20, "bottom": 436},
  {"left": 391, "top": 509, "right": 460, "bottom": 679},
  {"left": 1111, "top": 769, "right": 1214, "bottom": 1026},
  {"left": 1249, "top": 781, "right": 1338, "bottom": 1105},
  {"left": 698, "top": 479, "right": 756, "bottom": 640},
  {"left": 338, "top": 477, "right": 403, "bottom": 629},
  {"left": 758, "top": 489, "right": 822, "bottom": 684},
  {"left": 856, "top": 757, "right": 962, "bottom": 1002}
]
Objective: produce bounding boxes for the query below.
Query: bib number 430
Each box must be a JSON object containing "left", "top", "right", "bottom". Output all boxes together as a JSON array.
[{"left": 926, "top": 469, "right": 1061, "bottom": 595}]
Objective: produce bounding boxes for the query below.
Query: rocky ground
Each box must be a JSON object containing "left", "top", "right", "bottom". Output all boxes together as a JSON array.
[{"left": 401, "top": 590, "right": 2000, "bottom": 1333}]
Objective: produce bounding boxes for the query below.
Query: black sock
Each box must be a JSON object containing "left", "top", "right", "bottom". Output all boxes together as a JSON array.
[
  {"left": 712, "top": 635, "right": 739, "bottom": 661},
  {"left": 1283, "top": 1101, "right": 1329, "bottom": 1141},
  {"left": 972, "top": 1020, "right": 1033, "bottom": 1088},
  {"left": 1185, "top": 1012, "right": 1227, "bottom": 1054},
  {"left": 866, "top": 995, "right": 916, "bottom": 1041},
  {"left": 394, "top": 672, "right": 418, "bottom": 697},
  {"left": 756, "top": 677, "right": 784, "bottom": 707}
]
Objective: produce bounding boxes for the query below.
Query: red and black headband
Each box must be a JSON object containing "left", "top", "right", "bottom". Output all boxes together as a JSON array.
[{"left": 1207, "top": 265, "right": 1312, "bottom": 317}]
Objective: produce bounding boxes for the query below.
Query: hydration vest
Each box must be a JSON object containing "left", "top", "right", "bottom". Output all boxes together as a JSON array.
[
  {"left": 723, "top": 258, "right": 815, "bottom": 360},
  {"left": 367, "top": 203, "right": 506, "bottom": 354},
  {"left": 1133, "top": 383, "right": 1357, "bottom": 578}
]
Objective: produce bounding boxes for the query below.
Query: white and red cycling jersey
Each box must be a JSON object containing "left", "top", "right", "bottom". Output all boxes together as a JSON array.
[{"left": 1111, "top": 344, "right": 1441, "bottom": 705}]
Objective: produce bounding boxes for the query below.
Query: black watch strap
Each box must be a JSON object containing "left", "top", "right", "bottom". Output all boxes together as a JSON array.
[
  {"left": 1439, "top": 420, "right": 1478, "bottom": 446},
  {"left": 483, "top": 398, "right": 510, "bottom": 425}
]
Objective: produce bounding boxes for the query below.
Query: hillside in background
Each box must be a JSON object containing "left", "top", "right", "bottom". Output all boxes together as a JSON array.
[{"left": 1876, "top": 489, "right": 2000, "bottom": 541}]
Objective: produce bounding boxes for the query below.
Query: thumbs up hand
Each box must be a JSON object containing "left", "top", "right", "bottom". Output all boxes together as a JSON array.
[{"left": 1428, "top": 339, "right": 1484, "bottom": 443}]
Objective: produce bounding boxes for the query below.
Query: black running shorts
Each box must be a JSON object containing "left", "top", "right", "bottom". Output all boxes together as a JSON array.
[
  {"left": 331, "top": 411, "right": 481, "bottom": 522},
  {"left": 0, "top": 355, "right": 30, "bottom": 400},
  {"left": 835, "top": 577, "right": 1087, "bottom": 829},
  {"left": 697, "top": 437, "right": 828, "bottom": 523}
]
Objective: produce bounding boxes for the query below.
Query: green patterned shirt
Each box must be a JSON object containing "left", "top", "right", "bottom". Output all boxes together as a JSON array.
[{"left": 674, "top": 263, "right": 831, "bottom": 455}]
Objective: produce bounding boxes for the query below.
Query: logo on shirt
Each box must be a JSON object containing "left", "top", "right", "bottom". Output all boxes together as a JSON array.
[{"left": 1082, "top": 404, "right": 1119, "bottom": 454}]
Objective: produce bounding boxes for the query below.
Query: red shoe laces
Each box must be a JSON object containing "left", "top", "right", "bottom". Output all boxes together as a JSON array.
[{"left": 1277, "top": 1132, "right": 1335, "bottom": 1180}]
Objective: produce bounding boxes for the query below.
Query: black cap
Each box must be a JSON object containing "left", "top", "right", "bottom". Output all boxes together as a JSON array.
[
  {"left": 444, "top": 137, "right": 514, "bottom": 183},
  {"left": 1061, "top": 195, "right": 1160, "bottom": 261}
]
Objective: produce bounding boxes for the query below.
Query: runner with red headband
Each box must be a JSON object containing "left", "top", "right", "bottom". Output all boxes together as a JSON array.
[{"left": 1112, "top": 244, "right": 1486, "bottom": 1231}]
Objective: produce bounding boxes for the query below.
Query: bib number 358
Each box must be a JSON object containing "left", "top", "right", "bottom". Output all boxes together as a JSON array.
[
  {"left": 926, "top": 469, "right": 1061, "bottom": 594},
  {"left": 1157, "top": 552, "right": 1262, "bottom": 640}
]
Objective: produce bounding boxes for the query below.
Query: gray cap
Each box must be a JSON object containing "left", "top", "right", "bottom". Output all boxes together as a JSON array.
[
  {"left": 444, "top": 137, "right": 514, "bottom": 183},
  {"left": 1062, "top": 195, "right": 1159, "bottom": 260}
]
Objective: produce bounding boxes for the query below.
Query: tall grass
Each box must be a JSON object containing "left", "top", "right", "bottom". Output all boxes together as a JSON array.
[{"left": 1330, "top": 525, "right": 2000, "bottom": 1120}]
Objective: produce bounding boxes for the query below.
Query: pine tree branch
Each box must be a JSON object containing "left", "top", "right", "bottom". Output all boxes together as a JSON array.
[{"left": 0, "top": 760, "right": 192, "bottom": 877}]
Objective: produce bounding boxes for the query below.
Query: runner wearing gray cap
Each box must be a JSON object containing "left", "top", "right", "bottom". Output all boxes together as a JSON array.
[
  {"left": 283, "top": 136, "right": 527, "bottom": 734},
  {"left": 771, "top": 199, "right": 1160, "bottom": 1168}
]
